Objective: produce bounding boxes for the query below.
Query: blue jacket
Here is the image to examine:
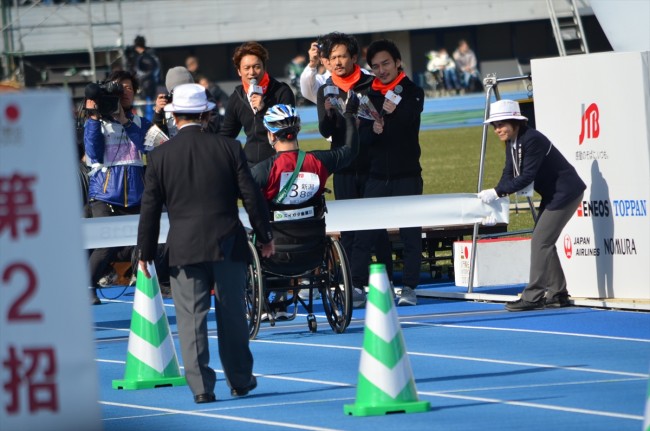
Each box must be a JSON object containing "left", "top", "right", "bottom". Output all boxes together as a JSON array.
[
  {"left": 495, "top": 125, "right": 586, "bottom": 213},
  {"left": 84, "top": 113, "right": 151, "bottom": 207}
]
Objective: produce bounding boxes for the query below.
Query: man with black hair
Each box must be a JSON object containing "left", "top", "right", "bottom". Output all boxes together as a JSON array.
[
  {"left": 220, "top": 41, "right": 295, "bottom": 166},
  {"left": 351, "top": 39, "right": 425, "bottom": 306},
  {"left": 84, "top": 69, "right": 152, "bottom": 304},
  {"left": 316, "top": 31, "right": 391, "bottom": 309}
]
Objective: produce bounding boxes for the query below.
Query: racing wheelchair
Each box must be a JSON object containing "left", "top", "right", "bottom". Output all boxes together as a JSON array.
[{"left": 244, "top": 196, "right": 353, "bottom": 339}]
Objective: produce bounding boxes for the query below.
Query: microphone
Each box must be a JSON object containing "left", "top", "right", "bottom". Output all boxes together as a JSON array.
[
  {"left": 248, "top": 78, "right": 263, "bottom": 113},
  {"left": 324, "top": 85, "right": 339, "bottom": 103},
  {"left": 380, "top": 84, "right": 403, "bottom": 117}
]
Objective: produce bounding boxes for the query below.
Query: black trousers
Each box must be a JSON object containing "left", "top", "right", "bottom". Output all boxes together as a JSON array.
[
  {"left": 351, "top": 176, "right": 423, "bottom": 289},
  {"left": 333, "top": 172, "right": 392, "bottom": 284}
]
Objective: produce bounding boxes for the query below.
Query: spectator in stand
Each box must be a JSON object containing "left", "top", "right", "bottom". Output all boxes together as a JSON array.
[
  {"left": 84, "top": 70, "right": 152, "bottom": 305},
  {"left": 220, "top": 41, "right": 295, "bottom": 166},
  {"left": 131, "top": 35, "right": 161, "bottom": 120},
  {"left": 351, "top": 39, "right": 425, "bottom": 307},
  {"left": 453, "top": 39, "right": 481, "bottom": 92},
  {"left": 426, "top": 48, "right": 460, "bottom": 94},
  {"left": 185, "top": 55, "right": 201, "bottom": 80}
]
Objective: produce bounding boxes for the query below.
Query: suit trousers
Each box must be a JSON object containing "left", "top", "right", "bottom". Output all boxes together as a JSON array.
[
  {"left": 170, "top": 236, "right": 253, "bottom": 397},
  {"left": 521, "top": 193, "right": 584, "bottom": 303}
]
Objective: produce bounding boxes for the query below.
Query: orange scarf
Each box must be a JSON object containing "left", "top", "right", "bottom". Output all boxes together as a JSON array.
[
  {"left": 371, "top": 71, "right": 406, "bottom": 95},
  {"left": 241, "top": 72, "right": 270, "bottom": 94},
  {"left": 330, "top": 64, "right": 362, "bottom": 92}
]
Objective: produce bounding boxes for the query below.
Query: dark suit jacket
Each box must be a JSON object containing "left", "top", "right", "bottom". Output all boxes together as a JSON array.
[
  {"left": 495, "top": 125, "right": 586, "bottom": 213},
  {"left": 137, "top": 125, "right": 273, "bottom": 266}
]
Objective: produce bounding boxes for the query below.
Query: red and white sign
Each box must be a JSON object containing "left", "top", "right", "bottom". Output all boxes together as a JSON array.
[
  {"left": 0, "top": 90, "right": 101, "bottom": 430},
  {"left": 532, "top": 51, "right": 650, "bottom": 300}
]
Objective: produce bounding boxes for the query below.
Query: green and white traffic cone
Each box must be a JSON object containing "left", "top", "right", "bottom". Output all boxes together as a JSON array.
[
  {"left": 344, "top": 263, "right": 430, "bottom": 416},
  {"left": 112, "top": 262, "right": 186, "bottom": 390}
]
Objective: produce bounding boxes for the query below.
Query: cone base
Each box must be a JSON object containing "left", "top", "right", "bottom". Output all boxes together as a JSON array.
[
  {"left": 112, "top": 376, "right": 187, "bottom": 390},
  {"left": 344, "top": 400, "right": 430, "bottom": 416}
]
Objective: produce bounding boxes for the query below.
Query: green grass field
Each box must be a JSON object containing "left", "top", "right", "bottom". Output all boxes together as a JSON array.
[{"left": 300, "top": 125, "right": 537, "bottom": 234}]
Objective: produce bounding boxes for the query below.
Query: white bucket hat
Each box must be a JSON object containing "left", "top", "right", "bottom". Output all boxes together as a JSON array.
[
  {"left": 164, "top": 83, "right": 215, "bottom": 113},
  {"left": 484, "top": 99, "right": 528, "bottom": 124}
]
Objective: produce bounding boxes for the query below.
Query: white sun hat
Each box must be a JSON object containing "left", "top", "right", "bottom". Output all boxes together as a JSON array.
[
  {"left": 164, "top": 83, "right": 215, "bottom": 113},
  {"left": 484, "top": 99, "right": 528, "bottom": 124}
]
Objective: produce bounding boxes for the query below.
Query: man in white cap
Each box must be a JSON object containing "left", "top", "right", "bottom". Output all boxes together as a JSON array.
[
  {"left": 137, "top": 83, "right": 275, "bottom": 403},
  {"left": 479, "top": 99, "right": 586, "bottom": 312}
]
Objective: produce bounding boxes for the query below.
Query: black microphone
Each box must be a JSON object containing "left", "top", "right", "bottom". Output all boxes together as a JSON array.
[
  {"left": 380, "top": 84, "right": 403, "bottom": 117},
  {"left": 248, "top": 78, "right": 263, "bottom": 113}
]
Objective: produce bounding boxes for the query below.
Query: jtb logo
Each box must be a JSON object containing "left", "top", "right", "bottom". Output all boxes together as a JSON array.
[{"left": 578, "top": 103, "right": 599, "bottom": 145}]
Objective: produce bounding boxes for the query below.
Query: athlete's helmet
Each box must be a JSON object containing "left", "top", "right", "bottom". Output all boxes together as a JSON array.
[{"left": 263, "top": 104, "right": 301, "bottom": 135}]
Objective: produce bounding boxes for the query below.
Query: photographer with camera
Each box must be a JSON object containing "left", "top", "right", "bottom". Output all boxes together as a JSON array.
[{"left": 84, "top": 70, "right": 153, "bottom": 305}]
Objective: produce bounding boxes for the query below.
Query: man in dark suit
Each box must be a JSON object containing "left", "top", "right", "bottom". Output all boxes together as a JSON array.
[{"left": 136, "top": 83, "right": 275, "bottom": 403}]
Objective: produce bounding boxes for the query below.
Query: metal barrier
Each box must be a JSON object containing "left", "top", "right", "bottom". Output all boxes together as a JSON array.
[{"left": 467, "top": 72, "right": 536, "bottom": 293}]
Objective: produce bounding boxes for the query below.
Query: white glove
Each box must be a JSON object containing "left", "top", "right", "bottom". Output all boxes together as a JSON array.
[
  {"left": 481, "top": 215, "right": 497, "bottom": 226},
  {"left": 88, "top": 163, "right": 105, "bottom": 176},
  {"left": 478, "top": 188, "right": 499, "bottom": 204}
]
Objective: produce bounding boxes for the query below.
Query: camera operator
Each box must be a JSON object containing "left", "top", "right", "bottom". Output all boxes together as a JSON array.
[{"left": 84, "top": 70, "right": 153, "bottom": 305}]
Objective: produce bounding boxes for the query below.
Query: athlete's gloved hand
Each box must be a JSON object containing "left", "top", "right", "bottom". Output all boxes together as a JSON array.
[
  {"left": 345, "top": 90, "right": 359, "bottom": 116},
  {"left": 478, "top": 188, "right": 499, "bottom": 204}
]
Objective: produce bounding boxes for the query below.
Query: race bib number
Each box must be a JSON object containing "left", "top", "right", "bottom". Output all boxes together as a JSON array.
[{"left": 278, "top": 171, "right": 320, "bottom": 205}]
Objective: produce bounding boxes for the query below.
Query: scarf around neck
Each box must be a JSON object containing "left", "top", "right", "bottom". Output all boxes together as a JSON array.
[
  {"left": 371, "top": 71, "right": 406, "bottom": 95},
  {"left": 330, "top": 64, "right": 361, "bottom": 92}
]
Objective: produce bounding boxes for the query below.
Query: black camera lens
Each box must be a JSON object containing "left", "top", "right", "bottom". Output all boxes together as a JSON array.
[{"left": 165, "top": 93, "right": 172, "bottom": 103}]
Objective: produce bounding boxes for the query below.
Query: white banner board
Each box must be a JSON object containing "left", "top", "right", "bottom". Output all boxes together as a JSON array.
[
  {"left": 80, "top": 193, "right": 509, "bottom": 249},
  {"left": 531, "top": 51, "right": 650, "bottom": 300},
  {"left": 0, "top": 90, "right": 102, "bottom": 430}
]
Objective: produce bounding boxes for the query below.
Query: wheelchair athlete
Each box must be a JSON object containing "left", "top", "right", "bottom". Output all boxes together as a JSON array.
[{"left": 250, "top": 95, "right": 359, "bottom": 319}]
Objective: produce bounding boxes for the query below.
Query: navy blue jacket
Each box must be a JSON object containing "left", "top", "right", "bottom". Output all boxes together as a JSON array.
[{"left": 495, "top": 125, "right": 586, "bottom": 212}]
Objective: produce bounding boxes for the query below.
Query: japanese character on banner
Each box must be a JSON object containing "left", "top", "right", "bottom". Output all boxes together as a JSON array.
[
  {"left": 3, "top": 346, "right": 59, "bottom": 414},
  {"left": 0, "top": 173, "right": 40, "bottom": 240}
]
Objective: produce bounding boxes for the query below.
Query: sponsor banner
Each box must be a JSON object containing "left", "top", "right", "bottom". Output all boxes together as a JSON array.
[
  {"left": 0, "top": 90, "right": 102, "bottom": 430},
  {"left": 532, "top": 51, "right": 650, "bottom": 299}
]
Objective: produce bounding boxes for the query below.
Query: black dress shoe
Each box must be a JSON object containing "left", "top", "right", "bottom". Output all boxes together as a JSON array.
[
  {"left": 231, "top": 376, "right": 257, "bottom": 397},
  {"left": 545, "top": 295, "right": 571, "bottom": 308},
  {"left": 194, "top": 393, "right": 216, "bottom": 404},
  {"left": 505, "top": 298, "right": 545, "bottom": 312}
]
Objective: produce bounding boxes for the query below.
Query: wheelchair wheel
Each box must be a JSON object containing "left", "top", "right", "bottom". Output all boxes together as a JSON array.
[
  {"left": 245, "top": 240, "right": 264, "bottom": 340},
  {"left": 321, "top": 237, "right": 352, "bottom": 333}
]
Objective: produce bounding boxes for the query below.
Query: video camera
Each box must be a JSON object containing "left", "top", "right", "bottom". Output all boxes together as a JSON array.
[{"left": 84, "top": 81, "right": 123, "bottom": 117}]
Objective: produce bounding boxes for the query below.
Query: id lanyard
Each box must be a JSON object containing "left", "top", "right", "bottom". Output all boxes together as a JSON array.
[{"left": 511, "top": 138, "right": 521, "bottom": 178}]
